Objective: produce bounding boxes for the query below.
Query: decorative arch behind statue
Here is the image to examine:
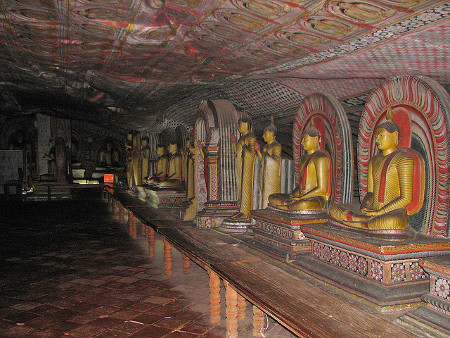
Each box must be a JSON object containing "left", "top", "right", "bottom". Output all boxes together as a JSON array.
[
  {"left": 195, "top": 99, "right": 241, "bottom": 228},
  {"left": 358, "top": 76, "right": 450, "bottom": 237},
  {"left": 292, "top": 93, "right": 353, "bottom": 205}
]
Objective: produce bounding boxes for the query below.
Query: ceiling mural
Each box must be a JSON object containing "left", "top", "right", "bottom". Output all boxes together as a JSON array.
[{"left": 0, "top": 0, "right": 448, "bottom": 133}]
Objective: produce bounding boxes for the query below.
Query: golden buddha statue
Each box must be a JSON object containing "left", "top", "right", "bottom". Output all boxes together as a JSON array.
[
  {"left": 268, "top": 126, "right": 330, "bottom": 212},
  {"left": 255, "top": 118, "right": 282, "bottom": 208},
  {"left": 131, "top": 132, "right": 142, "bottom": 186},
  {"left": 146, "top": 144, "right": 168, "bottom": 186},
  {"left": 140, "top": 137, "right": 150, "bottom": 182},
  {"left": 231, "top": 117, "right": 257, "bottom": 218},
  {"left": 330, "top": 121, "right": 416, "bottom": 230},
  {"left": 125, "top": 132, "right": 133, "bottom": 188},
  {"left": 159, "top": 142, "right": 184, "bottom": 189}
]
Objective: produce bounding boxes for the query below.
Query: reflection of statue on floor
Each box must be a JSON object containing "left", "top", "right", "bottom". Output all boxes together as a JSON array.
[
  {"left": 231, "top": 117, "right": 257, "bottom": 218},
  {"left": 269, "top": 126, "right": 330, "bottom": 211},
  {"left": 159, "top": 142, "right": 184, "bottom": 189},
  {"left": 330, "top": 120, "right": 417, "bottom": 230},
  {"left": 255, "top": 117, "right": 282, "bottom": 208}
]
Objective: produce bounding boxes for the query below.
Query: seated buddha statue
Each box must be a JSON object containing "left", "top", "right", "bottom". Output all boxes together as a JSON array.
[
  {"left": 330, "top": 120, "right": 417, "bottom": 230},
  {"left": 146, "top": 144, "right": 168, "bottom": 186},
  {"left": 268, "top": 126, "right": 330, "bottom": 212},
  {"left": 159, "top": 142, "right": 184, "bottom": 189}
]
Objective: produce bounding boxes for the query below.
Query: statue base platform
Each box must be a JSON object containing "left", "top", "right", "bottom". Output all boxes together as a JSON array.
[
  {"left": 220, "top": 215, "right": 254, "bottom": 233},
  {"left": 195, "top": 201, "right": 239, "bottom": 229},
  {"left": 294, "top": 223, "right": 450, "bottom": 311},
  {"left": 248, "top": 207, "right": 329, "bottom": 260},
  {"left": 397, "top": 255, "right": 450, "bottom": 336},
  {"left": 143, "top": 186, "right": 187, "bottom": 218}
]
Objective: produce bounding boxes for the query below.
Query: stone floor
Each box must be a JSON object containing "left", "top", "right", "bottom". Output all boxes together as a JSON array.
[{"left": 0, "top": 197, "right": 295, "bottom": 337}]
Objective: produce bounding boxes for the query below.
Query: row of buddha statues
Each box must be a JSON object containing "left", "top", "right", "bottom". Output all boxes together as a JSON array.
[
  {"left": 230, "top": 111, "right": 416, "bottom": 233},
  {"left": 125, "top": 131, "right": 186, "bottom": 191},
  {"left": 126, "top": 107, "right": 418, "bottom": 233}
]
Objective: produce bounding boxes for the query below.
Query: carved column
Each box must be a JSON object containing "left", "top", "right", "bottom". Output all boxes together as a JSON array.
[
  {"left": 164, "top": 237, "right": 173, "bottom": 276},
  {"left": 182, "top": 255, "right": 190, "bottom": 274},
  {"left": 225, "top": 281, "right": 238, "bottom": 338},
  {"left": 238, "top": 294, "right": 246, "bottom": 321},
  {"left": 208, "top": 269, "right": 221, "bottom": 324},
  {"left": 204, "top": 144, "right": 220, "bottom": 202},
  {"left": 107, "top": 193, "right": 112, "bottom": 209},
  {"left": 141, "top": 220, "right": 146, "bottom": 236},
  {"left": 253, "top": 305, "right": 265, "bottom": 337},
  {"left": 147, "top": 227, "right": 155, "bottom": 258}
]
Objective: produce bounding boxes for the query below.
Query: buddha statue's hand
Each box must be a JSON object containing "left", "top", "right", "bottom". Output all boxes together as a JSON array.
[
  {"left": 230, "top": 133, "right": 237, "bottom": 144},
  {"left": 360, "top": 207, "right": 384, "bottom": 217}
]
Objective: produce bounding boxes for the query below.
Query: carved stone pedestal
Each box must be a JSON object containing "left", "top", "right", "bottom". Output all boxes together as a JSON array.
[
  {"left": 296, "top": 223, "right": 450, "bottom": 311},
  {"left": 397, "top": 255, "right": 450, "bottom": 336},
  {"left": 196, "top": 201, "right": 239, "bottom": 229},
  {"left": 247, "top": 208, "right": 328, "bottom": 260}
]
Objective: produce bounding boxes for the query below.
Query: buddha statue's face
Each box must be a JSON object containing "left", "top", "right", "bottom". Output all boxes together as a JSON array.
[
  {"left": 142, "top": 139, "right": 148, "bottom": 147},
  {"left": 263, "top": 130, "right": 275, "bottom": 144},
  {"left": 156, "top": 146, "right": 165, "bottom": 156},
  {"left": 168, "top": 143, "right": 178, "bottom": 154},
  {"left": 238, "top": 121, "right": 250, "bottom": 135},
  {"left": 375, "top": 128, "right": 398, "bottom": 152},
  {"left": 301, "top": 133, "right": 319, "bottom": 152}
]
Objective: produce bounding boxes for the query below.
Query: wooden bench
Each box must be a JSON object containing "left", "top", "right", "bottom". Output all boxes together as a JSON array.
[{"left": 106, "top": 187, "right": 412, "bottom": 337}]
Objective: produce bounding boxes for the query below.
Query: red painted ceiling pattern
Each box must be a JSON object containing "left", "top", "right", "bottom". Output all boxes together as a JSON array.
[{"left": 0, "top": 0, "right": 448, "bottom": 131}]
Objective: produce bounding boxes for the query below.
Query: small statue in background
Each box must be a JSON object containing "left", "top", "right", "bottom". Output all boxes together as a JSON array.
[
  {"left": 231, "top": 117, "right": 257, "bottom": 218},
  {"left": 160, "top": 142, "right": 184, "bottom": 189},
  {"left": 146, "top": 144, "right": 168, "bottom": 186},
  {"left": 131, "top": 132, "right": 142, "bottom": 186},
  {"left": 269, "top": 126, "right": 330, "bottom": 211},
  {"left": 330, "top": 119, "right": 419, "bottom": 230},
  {"left": 255, "top": 117, "right": 282, "bottom": 208},
  {"left": 40, "top": 148, "right": 56, "bottom": 182},
  {"left": 125, "top": 132, "right": 133, "bottom": 188},
  {"left": 141, "top": 137, "right": 150, "bottom": 182},
  {"left": 99, "top": 141, "right": 119, "bottom": 167}
]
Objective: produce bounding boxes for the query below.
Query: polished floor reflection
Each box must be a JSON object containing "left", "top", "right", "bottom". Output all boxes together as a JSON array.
[{"left": 0, "top": 198, "right": 294, "bottom": 337}]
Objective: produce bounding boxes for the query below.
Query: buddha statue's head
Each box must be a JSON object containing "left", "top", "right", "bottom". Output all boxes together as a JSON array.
[
  {"left": 237, "top": 117, "right": 252, "bottom": 135},
  {"left": 301, "top": 126, "right": 320, "bottom": 153},
  {"left": 141, "top": 137, "right": 149, "bottom": 148},
  {"left": 375, "top": 121, "right": 399, "bottom": 153},
  {"left": 263, "top": 117, "right": 277, "bottom": 144},
  {"left": 156, "top": 145, "right": 165, "bottom": 157},
  {"left": 168, "top": 143, "right": 178, "bottom": 155}
]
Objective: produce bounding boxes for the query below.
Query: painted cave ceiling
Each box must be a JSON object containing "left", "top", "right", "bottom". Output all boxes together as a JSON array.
[{"left": 0, "top": 0, "right": 448, "bottom": 135}]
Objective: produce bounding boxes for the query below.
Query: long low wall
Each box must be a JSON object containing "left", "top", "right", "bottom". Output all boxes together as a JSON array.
[{"left": 105, "top": 186, "right": 412, "bottom": 337}]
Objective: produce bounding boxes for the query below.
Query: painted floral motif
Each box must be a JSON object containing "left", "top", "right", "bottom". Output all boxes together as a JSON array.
[
  {"left": 370, "top": 260, "right": 383, "bottom": 282},
  {"left": 392, "top": 263, "right": 406, "bottom": 282},
  {"left": 339, "top": 251, "right": 349, "bottom": 269},
  {"left": 323, "top": 246, "right": 331, "bottom": 262},
  {"left": 348, "top": 254, "right": 357, "bottom": 272},
  {"left": 331, "top": 248, "right": 340, "bottom": 265},
  {"left": 409, "top": 262, "right": 425, "bottom": 280},
  {"left": 435, "top": 278, "right": 449, "bottom": 299},
  {"left": 357, "top": 257, "right": 368, "bottom": 276}
]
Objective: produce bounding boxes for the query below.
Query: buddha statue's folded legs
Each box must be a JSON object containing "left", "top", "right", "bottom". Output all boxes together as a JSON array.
[
  {"left": 269, "top": 194, "right": 326, "bottom": 211},
  {"left": 330, "top": 204, "right": 408, "bottom": 230}
]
